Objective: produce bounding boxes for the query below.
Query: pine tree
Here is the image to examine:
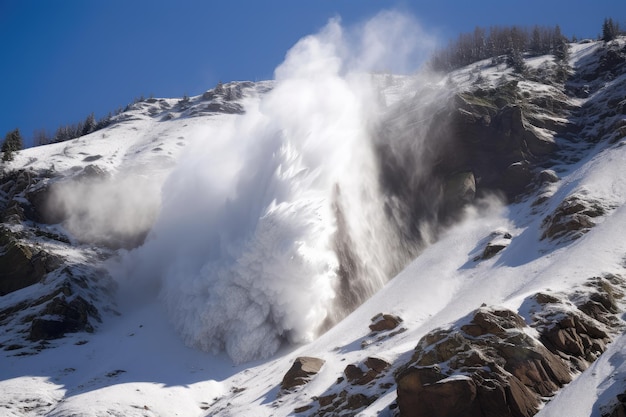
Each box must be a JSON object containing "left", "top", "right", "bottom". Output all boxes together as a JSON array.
[
  {"left": 506, "top": 47, "right": 527, "bottom": 74},
  {"left": 602, "top": 18, "right": 619, "bottom": 42},
  {"left": 2, "top": 129, "right": 24, "bottom": 161},
  {"left": 530, "top": 26, "right": 543, "bottom": 56},
  {"left": 54, "top": 125, "right": 71, "bottom": 142},
  {"left": 552, "top": 25, "right": 570, "bottom": 62},
  {"left": 82, "top": 113, "right": 97, "bottom": 136},
  {"left": 95, "top": 112, "right": 113, "bottom": 131},
  {"left": 33, "top": 128, "right": 50, "bottom": 146}
]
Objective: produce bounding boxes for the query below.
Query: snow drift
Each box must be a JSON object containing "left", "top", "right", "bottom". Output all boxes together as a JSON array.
[{"left": 119, "top": 12, "right": 438, "bottom": 363}]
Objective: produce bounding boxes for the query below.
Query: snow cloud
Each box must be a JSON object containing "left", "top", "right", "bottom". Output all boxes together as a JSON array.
[
  {"left": 118, "top": 11, "right": 438, "bottom": 363},
  {"left": 48, "top": 170, "right": 161, "bottom": 249}
]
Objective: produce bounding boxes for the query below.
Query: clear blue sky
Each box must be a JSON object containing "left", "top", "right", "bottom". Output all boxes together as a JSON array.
[{"left": 1, "top": 0, "right": 624, "bottom": 147}]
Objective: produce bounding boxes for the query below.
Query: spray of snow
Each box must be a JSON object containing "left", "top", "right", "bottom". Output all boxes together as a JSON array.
[
  {"left": 117, "top": 12, "right": 438, "bottom": 363},
  {"left": 48, "top": 172, "right": 162, "bottom": 249}
]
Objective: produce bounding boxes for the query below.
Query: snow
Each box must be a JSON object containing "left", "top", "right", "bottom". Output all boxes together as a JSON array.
[{"left": 2, "top": 19, "right": 626, "bottom": 417}]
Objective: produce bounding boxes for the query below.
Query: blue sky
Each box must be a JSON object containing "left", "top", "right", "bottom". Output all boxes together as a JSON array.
[{"left": 1, "top": 0, "right": 625, "bottom": 147}]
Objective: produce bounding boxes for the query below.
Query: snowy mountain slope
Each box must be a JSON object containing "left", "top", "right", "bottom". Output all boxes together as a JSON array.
[{"left": 2, "top": 22, "right": 626, "bottom": 417}]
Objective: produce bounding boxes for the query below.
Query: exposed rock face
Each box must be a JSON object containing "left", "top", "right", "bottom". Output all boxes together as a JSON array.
[
  {"left": 532, "top": 276, "right": 624, "bottom": 371},
  {"left": 0, "top": 167, "right": 116, "bottom": 352},
  {"left": 375, "top": 78, "right": 566, "bottom": 260},
  {"left": 306, "top": 356, "right": 393, "bottom": 417},
  {"left": 29, "top": 296, "right": 100, "bottom": 341},
  {"left": 395, "top": 276, "right": 625, "bottom": 417},
  {"left": 0, "top": 227, "right": 61, "bottom": 296},
  {"left": 281, "top": 357, "right": 325, "bottom": 391},
  {"left": 396, "top": 307, "right": 571, "bottom": 417},
  {"left": 344, "top": 357, "right": 391, "bottom": 386},
  {"left": 542, "top": 194, "right": 606, "bottom": 241}
]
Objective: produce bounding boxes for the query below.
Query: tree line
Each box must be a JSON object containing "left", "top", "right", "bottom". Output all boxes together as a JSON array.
[
  {"left": 429, "top": 18, "right": 623, "bottom": 73},
  {"left": 34, "top": 111, "right": 117, "bottom": 146},
  {"left": 428, "top": 25, "right": 570, "bottom": 72}
]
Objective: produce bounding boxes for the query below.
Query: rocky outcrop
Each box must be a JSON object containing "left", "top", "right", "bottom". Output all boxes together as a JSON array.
[
  {"left": 394, "top": 276, "right": 625, "bottom": 417},
  {"left": 281, "top": 357, "right": 325, "bottom": 392},
  {"left": 541, "top": 194, "right": 607, "bottom": 241},
  {"left": 532, "top": 276, "right": 624, "bottom": 371},
  {"left": 0, "top": 167, "right": 116, "bottom": 353},
  {"left": 375, "top": 78, "right": 567, "bottom": 258},
  {"left": 438, "top": 85, "right": 559, "bottom": 201},
  {"left": 29, "top": 296, "right": 101, "bottom": 341},
  {"left": 475, "top": 230, "right": 512, "bottom": 261},
  {"left": 302, "top": 356, "right": 393, "bottom": 417},
  {"left": 284, "top": 317, "right": 401, "bottom": 416},
  {"left": 344, "top": 357, "right": 391, "bottom": 386},
  {"left": 395, "top": 307, "right": 571, "bottom": 417},
  {"left": 0, "top": 263, "right": 115, "bottom": 353},
  {"left": 361, "top": 313, "right": 406, "bottom": 348},
  {"left": 0, "top": 227, "right": 61, "bottom": 296}
]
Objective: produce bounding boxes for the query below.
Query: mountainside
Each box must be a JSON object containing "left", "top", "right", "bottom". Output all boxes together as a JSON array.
[{"left": 2, "top": 34, "right": 626, "bottom": 417}]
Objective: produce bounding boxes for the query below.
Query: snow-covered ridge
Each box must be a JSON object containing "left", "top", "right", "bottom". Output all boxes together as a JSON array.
[{"left": 1, "top": 25, "right": 626, "bottom": 417}]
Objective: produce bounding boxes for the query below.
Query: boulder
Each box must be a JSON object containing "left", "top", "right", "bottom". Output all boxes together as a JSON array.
[
  {"left": 369, "top": 313, "right": 403, "bottom": 332},
  {"left": 343, "top": 357, "right": 391, "bottom": 386},
  {"left": 280, "top": 357, "right": 325, "bottom": 391}
]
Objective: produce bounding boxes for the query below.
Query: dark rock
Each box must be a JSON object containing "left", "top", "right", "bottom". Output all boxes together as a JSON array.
[
  {"left": 344, "top": 364, "right": 365, "bottom": 384},
  {"left": 539, "top": 169, "right": 559, "bottom": 184},
  {"left": 369, "top": 313, "right": 403, "bottom": 332},
  {"left": 2, "top": 200, "right": 25, "bottom": 223},
  {"left": 535, "top": 292, "right": 561, "bottom": 304},
  {"left": 365, "top": 357, "right": 391, "bottom": 373},
  {"left": 346, "top": 393, "right": 376, "bottom": 410},
  {"left": 396, "top": 306, "right": 575, "bottom": 417},
  {"left": 0, "top": 229, "right": 60, "bottom": 295},
  {"left": 294, "top": 404, "right": 314, "bottom": 413},
  {"left": 396, "top": 367, "right": 447, "bottom": 415},
  {"left": 281, "top": 357, "right": 325, "bottom": 391},
  {"left": 444, "top": 171, "right": 476, "bottom": 207},
  {"left": 25, "top": 183, "right": 64, "bottom": 224},
  {"left": 82, "top": 155, "right": 102, "bottom": 163},
  {"left": 28, "top": 296, "right": 100, "bottom": 341},
  {"left": 344, "top": 357, "right": 391, "bottom": 386},
  {"left": 203, "top": 102, "right": 244, "bottom": 115},
  {"left": 396, "top": 369, "right": 479, "bottom": 417},
  {"left": 542, "top": 195, "right": 605, "bottom": 241},
  {"left": 461, "top": 308, "right": 526, "bottom": 337},
  {"left": 501, "top": 161, "right": 533, "bottom": 197},
  {"left": 481, "top": 242, "right": 508, "bottom": 260},
  {"left": 317, "top": 393, "right": 337, "bottom": 407}
]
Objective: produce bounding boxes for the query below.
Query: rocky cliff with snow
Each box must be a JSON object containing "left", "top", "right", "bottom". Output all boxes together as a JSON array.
[{"left": 2, "top": 33, "right": 626, "bottom": 417}]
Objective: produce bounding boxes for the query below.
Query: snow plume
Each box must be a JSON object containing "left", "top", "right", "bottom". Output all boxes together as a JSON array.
[
  {"left": 48, "top": 170, "right": 161, "bottom": 249},
  {"left": 121, "top": 11, "right": 438, "bottom": 363}
]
